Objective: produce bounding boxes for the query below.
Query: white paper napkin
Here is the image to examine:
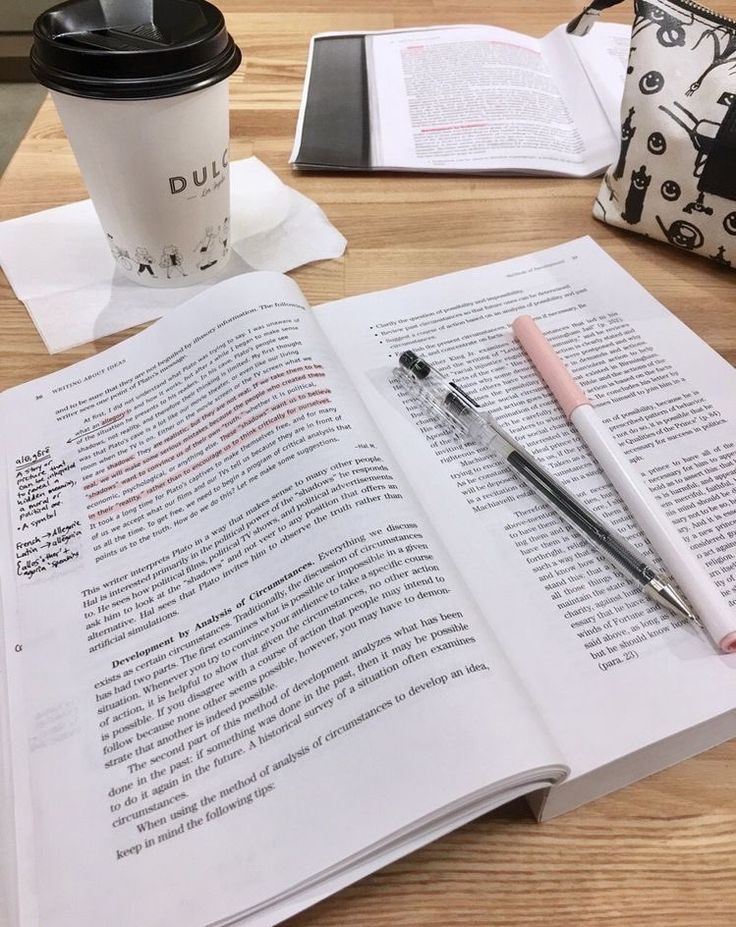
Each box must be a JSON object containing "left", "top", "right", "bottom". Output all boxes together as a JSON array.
[{"left": 0, "top": 157, "right": 346, "bottom": 353}]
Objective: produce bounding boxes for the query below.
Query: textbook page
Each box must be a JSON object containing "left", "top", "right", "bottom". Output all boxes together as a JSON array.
[
  {"left": 0, "top": 272, "right": 563, "bottom": 927},
  {"left": 366, "top": 25, "right": 617, "bottom": 175},
  {"left": 314, "top": 237, "right": 736, "bottom": 789}
]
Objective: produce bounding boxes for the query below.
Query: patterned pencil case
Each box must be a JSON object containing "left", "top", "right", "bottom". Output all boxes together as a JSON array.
[{"left": 570, "top": 0, "right": 736, "bottom": 268}]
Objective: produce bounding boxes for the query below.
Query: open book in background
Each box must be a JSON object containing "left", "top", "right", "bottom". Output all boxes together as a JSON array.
[
  {"left": 290, "top": 23, "right": 631, "bottom": 175},
  {"left": 1, "top": 238, "right": 734, "bottom": 927}
]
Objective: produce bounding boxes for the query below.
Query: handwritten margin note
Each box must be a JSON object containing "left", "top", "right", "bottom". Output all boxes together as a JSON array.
[{"left": 13, "top": 446, "right": 84, "bottom": 582}]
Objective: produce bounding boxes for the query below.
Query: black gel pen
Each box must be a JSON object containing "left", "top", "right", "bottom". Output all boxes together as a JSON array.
[{"left": 397, "top": 350, "right": 699, "bottom": 627}]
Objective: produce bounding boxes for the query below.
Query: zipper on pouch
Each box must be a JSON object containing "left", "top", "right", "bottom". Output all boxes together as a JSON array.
[{"left": 674, "top": 0, "right": 736, "bottom": 29}]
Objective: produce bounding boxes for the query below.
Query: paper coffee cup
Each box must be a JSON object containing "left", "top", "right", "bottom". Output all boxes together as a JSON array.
[{"left": 31, "top": 0, "right": 242, "bottom": 289}]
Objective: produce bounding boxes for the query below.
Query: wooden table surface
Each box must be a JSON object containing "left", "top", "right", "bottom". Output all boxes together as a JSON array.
[{"left": 1, "top": 2, "right": 735, "bottom": 925}]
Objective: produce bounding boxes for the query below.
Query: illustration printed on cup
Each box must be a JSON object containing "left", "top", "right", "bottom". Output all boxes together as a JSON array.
[
  {"left": 221, "top": 217, "right": 229, "bottom": 257},
  {"left": 195, "top": 226, "right": 220, "bottom": 270},
  {"left": 135, "top": 246, "right": 157, "bottom": 277},
  {"left": 106, "top": 233, "right": 133, "bottom": 271},
  {"left": 104, "top": 217, "right": 230, "bottom": 280},
  {"left": 160, "top": 245, "right": 188, "bottom": 279}
]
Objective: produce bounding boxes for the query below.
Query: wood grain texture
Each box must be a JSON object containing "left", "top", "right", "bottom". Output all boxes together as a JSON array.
[{"left": 1, "top": 3, "right": 734, "bottom": 925}]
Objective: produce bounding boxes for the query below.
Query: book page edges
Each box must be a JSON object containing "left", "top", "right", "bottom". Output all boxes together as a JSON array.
[
  {"left": 225, "top": 766, "right": 568, "bottom": 927},
  {"left": 0, "top": 596, "right": 19, "bottom": 927},
  {"left": 528, "top": 708, "right": 736, "bottom": 821}
]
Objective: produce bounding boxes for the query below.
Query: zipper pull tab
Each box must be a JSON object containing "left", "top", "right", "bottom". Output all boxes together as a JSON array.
[{"left": 567, "top": 0, "right": 626, "bottom": 36}]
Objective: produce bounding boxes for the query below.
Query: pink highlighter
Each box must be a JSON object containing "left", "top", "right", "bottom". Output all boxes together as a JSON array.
[{"left": 512, "top": 313, "right": 736, "bottom": 655}]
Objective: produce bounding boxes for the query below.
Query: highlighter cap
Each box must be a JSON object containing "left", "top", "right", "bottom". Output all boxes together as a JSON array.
[{"left": 512, "top": 314, "right": 590, "bottom": 420}]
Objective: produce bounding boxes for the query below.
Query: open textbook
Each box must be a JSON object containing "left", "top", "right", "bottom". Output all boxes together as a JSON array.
[
  {"left": 290, "top": 22, "right": 631, "bottom": 175},
  {"left": 1, "top": 237, "right": 735, "bottom": 927}
]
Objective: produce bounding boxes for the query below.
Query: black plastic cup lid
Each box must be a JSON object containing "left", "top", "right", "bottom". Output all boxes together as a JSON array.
[{"left": 30, "top": 0, "right": 242, "bottom": 100}]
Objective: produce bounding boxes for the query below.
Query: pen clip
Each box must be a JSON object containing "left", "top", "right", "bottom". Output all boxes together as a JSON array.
[{"left": 448, "top": 381, "right": 480, "bottom": 408}]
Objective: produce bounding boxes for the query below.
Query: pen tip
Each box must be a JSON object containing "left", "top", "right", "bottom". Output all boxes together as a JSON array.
[{"left": 647, "top": 580, "right": 701, "bottom": 629}]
